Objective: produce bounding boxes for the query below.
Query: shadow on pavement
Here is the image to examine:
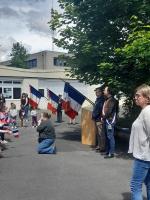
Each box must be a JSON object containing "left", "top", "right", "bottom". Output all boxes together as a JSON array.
[
  {"left": 54, "top": 118, "right": 133, "bottom": 158},
  {"left": 121, "top": 192, "right": 130, "bottom": 200},
  {"left": 56, "top": 123, "right": 133, "bottom": 158},
  {"left": 57, "top": 127, "right": 81, "bottom": 142},
  {"left": 122, "top": 192, "right": 146, "bottom": 200},
  {"left": 115, "top": 135, "right": 133, "bottom": 160},
  {"left": 1, "top": 154, "right": 26, "bottom": 159}
]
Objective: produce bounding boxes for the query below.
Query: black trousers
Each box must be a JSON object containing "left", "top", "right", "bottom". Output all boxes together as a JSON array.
[
  {"left": 0, "top": 132, "right": 5, "bottom": 141},
  {"left": 57, "top": 111, "right": 62, "bottom": 122}
]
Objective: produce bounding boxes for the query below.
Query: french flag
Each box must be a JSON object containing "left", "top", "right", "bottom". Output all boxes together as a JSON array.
[
  {"left": 63, "top": 82, "right": 86, "bottom": 119},
  {"left": 29, "top": 85, "right": 43, "bottom": 108},
  {"left": 47, "top": 89, "right": 59, "bottom": 114}
]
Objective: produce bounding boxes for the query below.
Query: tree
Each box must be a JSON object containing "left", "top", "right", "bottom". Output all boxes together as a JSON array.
[
  {"left": 112, "top": 16, "right": 150, "bottom": 116},
  {"left": 99, "top": 17, "right": 150, "bottom": 95},
  {"left": 98, "top": 17, "right": 150, "bottom": 122},
  {"left": 49, "top": 0, "right": 150, "bottom": 84},
  {"left": 10, "top": 42, "right": 28, "bottom": 68}
]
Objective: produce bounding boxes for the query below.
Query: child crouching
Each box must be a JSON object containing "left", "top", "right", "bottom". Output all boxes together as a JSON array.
[{"left": 36, "top": 112, "right": 56, "bottom": 154}]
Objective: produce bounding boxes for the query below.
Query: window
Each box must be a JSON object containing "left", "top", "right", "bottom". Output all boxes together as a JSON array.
[
  {"left": 53, "top": 57, "right": 66, "bottom": 67},
  {"left": 26, "top": 59, "right": 37, "bottom": 68},
  {"left": 3, "top": 88, "right": 12, "bottom": 99},
  {"left": 13, "top": 88, "right": 21, "bottom": 99},
  {"left": 13, "top": 80, "right": 22, "bottom": 84},
  {"left": 39, "top": 89, "right": 44, "bottom": 97},
  {"left": 0, "top": 80, "right": 22, "bottom": 99},
  {"left": 2, "top": 88, "right": 21, "bottom": 99},
  {"left": 3, "top": 80, "right": 12, "bottom": 84}
]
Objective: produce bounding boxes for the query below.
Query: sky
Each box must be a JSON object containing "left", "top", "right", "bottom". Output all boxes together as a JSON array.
[{"left": 0, "top": 0, "right": 63, "bottom": 61}]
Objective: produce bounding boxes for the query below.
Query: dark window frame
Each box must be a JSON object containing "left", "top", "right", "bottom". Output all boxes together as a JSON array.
[
  {"left": 53, "top": 57, "right": 66, "bottom": 67},
  {"left": 26, "top": 59, "right": 37, "bottom": 68},
  {"left": 13, "top": 88, "right": 21, "bottom": 99},
  {"left": 39, "top": 89, "right": 44, "bottom": 97}
]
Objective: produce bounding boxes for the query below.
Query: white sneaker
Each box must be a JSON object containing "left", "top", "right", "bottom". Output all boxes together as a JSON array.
[{"left": 1, "top": 140, "right": 8, "bottom": 144}]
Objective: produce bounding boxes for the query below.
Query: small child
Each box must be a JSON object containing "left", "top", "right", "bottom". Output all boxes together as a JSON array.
[
  {"left": 9, "top": 103, "right": 17, "bottom": 128},
  {"left": 31, "top": 107, "right": 38, "bottom": 127}
]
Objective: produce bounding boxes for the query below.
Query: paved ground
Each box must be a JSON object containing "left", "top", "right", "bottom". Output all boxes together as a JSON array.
[{"left": 0, "top": 115, "right": 146, "bottom": 200}]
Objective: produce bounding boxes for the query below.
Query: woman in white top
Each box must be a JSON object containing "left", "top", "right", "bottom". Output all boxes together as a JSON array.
[{"left": 129, "top": 84, "right": 150, "bottom": 200}]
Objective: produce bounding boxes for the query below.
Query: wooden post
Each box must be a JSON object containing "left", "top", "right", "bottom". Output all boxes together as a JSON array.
[{"left": 81, "top": 107, "right": 96, "bottom": 146}]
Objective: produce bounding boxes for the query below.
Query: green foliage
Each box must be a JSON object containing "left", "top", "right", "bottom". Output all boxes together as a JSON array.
[
  {"left": 10, "top": 42, "right": 28, "bottom": 68},
  {"left": 98, "top": 20, "right": 150, "bottom": 96},
  {"left": 99, "top": 17, "right": 150, "bottom": 123},
  {"left": 49, "top": 0, "right": 150, "bottom": 85},
  {"left": 49, "top": 1, "right": 150, "bottom": 122},
  {"left": 114, "top": 19, "right": 150, "bottom": 96}
]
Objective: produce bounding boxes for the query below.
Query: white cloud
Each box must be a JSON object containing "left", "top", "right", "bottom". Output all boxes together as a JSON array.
[
  {"left": 25, "top": 10, "right": 52, "bottom": 36},
  {"left": 0, "top": 0, "right": 63, "bottom": 61},
  {"left": 0, "top": 7, "right": 19, "bottom": 18},
  {"left": 0, "top": 37, "right": 16, "bottom": 61}
]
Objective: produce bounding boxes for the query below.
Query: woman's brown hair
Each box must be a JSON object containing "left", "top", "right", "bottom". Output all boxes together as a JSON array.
[{"left": 42, "top": 112, "right": 51, "bottom": 119}]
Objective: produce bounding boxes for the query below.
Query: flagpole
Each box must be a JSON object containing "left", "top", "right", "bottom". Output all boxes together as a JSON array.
[{"left": 60, "top": 78, "right": 94, "bottom": 105}]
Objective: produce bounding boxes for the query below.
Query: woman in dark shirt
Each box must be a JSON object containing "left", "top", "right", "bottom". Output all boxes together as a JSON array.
[
  {"left": 20, "top": 93, "right": 29, "bottom": 122},
  {"left": 37, "top": 112, "right": 56, "bottom": 154}
]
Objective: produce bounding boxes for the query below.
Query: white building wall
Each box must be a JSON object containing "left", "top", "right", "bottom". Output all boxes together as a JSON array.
[
  {"left": 2, "top": 77, "right": 100, "bottom": 111},
  {"left": 22, "top": 79, "right": 39, "bottom": 95}
]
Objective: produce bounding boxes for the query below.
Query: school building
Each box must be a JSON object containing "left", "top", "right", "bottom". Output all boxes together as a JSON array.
[
  {"left": 0, "top": 50, "right": 100, "bottom": 109},
  {"left": 0, "top": 65, "right": 98, "bottom": 110},
  {"left": 0, "top": 50, "right": 67, "bottom": 69}
]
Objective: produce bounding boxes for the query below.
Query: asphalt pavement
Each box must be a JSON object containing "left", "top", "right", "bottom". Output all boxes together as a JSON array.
[{"left": 0, "top": 115, "right": 146, "bottom": 200}]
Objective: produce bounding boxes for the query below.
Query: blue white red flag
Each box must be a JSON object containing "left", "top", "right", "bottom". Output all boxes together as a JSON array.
[
  {"left": 29, "top": 85, "right": 43, "bottom": 108},
  {"left": 63, "top": 82, "right": 86, "bottom": 119},
  {"left": 47, "top": 89, "right": 59, "bottom": 114}
]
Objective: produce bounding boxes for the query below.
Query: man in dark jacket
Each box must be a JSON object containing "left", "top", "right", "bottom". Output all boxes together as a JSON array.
[
  {"left": 92, "top": 87, "right": 105, "bottom": 152},
  {"left": 102, "top": 86, "right": 119, "bottom": 158},
  {"left": 57, "top": 95, "right": 63, "bottom": 123}
]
